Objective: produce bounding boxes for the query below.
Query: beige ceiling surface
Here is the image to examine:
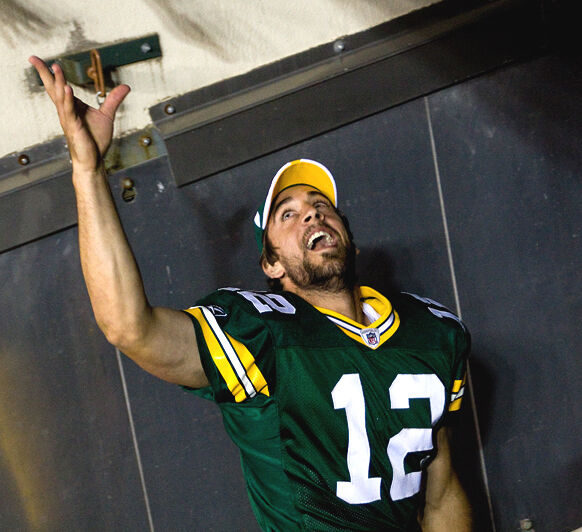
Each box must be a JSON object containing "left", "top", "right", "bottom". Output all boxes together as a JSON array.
[{"left": 1, "top": 0, "right": 438, "bottom": 157}]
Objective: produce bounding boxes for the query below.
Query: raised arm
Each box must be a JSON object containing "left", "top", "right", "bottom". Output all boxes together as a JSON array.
[
  {"left": 419, "top": 426, "right": 473, "bottom": 531},
  {"left": 29, "top": 56, "right": 208, "bottom": 388}
]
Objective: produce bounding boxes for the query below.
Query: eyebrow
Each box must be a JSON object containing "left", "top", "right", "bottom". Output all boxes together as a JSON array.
[
  {"left": 271, "top": 189, "right": 328, "bottom": 219},
  {"left": 272, "top": 196, "right": 293, "bottom": 219}
]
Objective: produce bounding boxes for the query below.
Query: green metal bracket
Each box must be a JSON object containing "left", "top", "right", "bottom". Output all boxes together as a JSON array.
[{"left": 37, "top": 34, "right": 162, "bottom": 87}]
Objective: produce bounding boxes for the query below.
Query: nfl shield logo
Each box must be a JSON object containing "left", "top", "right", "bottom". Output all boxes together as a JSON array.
[{"left": 361, "top": 328, "right": 380, "bottom": 348}]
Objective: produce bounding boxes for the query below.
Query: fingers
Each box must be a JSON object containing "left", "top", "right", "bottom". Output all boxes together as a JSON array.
[
  {"left": 29, "top": 55, "right": 69, "bottom": 108},
  {"left": 28, "top": 55, "right": 51, "bottom": 79},
  {"left": 62, "top": 84, "right": 76, "bottom": 120},
  {"left": 29, "top": 55, "right": 131, "bottom": 122},
  {"left": 99, "top": 84, "right": 131, "bottom": 120},
  {"left": 29, "top": 55, "right": 55, "bottom": 94},
  {"left": 51, "top": 63, "right": 67, "bottom": 108}
]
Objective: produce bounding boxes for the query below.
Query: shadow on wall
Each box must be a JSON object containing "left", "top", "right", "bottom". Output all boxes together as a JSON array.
[
  {"left": 141, "top": 0, "right": 229, "bottom": 59},
  {"left": 0, "top": 0, "right": 59, "bottom": 47},
  {"left": 356, "top": 246, "right": 402, "bottom": 296},
  {"left": 451, "top": 360, "right": 496, "bottom": 532}
]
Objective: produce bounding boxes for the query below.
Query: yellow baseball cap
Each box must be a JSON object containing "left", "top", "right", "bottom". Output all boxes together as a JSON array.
[{"left": 253, "top": 159, "right": 338, "bottom": 251}]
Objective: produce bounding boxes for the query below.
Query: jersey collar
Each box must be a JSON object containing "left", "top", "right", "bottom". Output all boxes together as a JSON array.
[{"left": 315, "top": 286, "right": 400, "bottom": 349}]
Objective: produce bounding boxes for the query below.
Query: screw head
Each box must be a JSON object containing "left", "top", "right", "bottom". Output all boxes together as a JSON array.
[
  {"left": 333, "top": 40, "right": 346, "bottom": 53},
  {"left": 121, "top": 178, "right": 134, "bottom": 189},
  {"left": 141, "top": 42, "right": 152, "bottom": 54},
  {"left": 139, "top": 135, "right": 152, "bottom": 147},
  {"left": 18, "top": 154, "right": 30, "bottom": 165},
  {"left": 164, "top": 103, "right": 176, "bottom": 115}
]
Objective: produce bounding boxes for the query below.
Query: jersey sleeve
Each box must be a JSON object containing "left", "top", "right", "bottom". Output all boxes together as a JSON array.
[
  {"left": 448, "top": 320, "right": 470, "bottom": 413},
  {"left": 181, "top": 288, "right": 276, "bottom": 404},
  {"left": 402, "top": 292, "right": 471, "bottom": 413}
]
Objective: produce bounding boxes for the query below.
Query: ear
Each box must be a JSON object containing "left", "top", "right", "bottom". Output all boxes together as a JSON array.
[{"left": 261, "top": 257, "right": 285, "bottom": 280}]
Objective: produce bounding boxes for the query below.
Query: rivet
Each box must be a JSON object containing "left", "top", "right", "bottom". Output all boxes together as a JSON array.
[
  {"left": 333, "top": 40, "right": 346, "bottom": 53},
  {"left": 139, "top": 135, "right": 152, "bottom": 147},
  {"left": 520, "top": 519, "right": 534, "bottom": 531},
  {"left": 141, "top": 42, "right": 152, "bottom": 54},
  {"left": 121, "top": 177, "right": 137, "bottom": 203},
  {"left": 122, "top": 178, "right": 134, "bottom": 190},
  {"left": 18, "top": 154, "right": 30, "bottom": 166},
  {"left": 164, "top": 103, "right": 176, "bottom": 115}
]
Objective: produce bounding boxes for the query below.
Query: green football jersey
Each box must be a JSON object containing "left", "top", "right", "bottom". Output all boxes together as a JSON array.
[{"left": 184, "top": 287, "right": 469, "bottom": 531}]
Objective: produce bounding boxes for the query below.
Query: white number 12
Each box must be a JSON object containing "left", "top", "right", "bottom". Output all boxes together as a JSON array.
[{"left": 332, "top": 373, "right": 445, "bottom": 504}]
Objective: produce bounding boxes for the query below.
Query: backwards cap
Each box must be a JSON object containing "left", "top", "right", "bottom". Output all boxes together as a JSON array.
[{"left": 253, "top": 159, "right": 337, "bottom": 252}]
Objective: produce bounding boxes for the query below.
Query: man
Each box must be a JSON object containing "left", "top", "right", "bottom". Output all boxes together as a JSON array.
[{"left": 30, "top": 55, "right": 472, "bottom": 531}]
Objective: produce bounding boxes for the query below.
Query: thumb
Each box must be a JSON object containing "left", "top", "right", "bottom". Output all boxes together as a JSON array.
[{"left": 100, "top": 84, "right": 131, "bottom": 119}]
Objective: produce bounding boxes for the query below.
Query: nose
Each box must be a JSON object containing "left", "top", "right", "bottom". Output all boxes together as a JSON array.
[{"left": 303, "top": 205, "right": 323, "bottom": 224}]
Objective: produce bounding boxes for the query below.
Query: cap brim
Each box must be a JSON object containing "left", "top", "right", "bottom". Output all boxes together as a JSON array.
[{"left": 259, "top": 159, "right": 337, "bottom": 230}]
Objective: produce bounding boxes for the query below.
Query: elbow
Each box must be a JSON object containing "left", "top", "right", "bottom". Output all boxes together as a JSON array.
[{"left": 97, "top": 314, "right": 150, "bottom": 352}]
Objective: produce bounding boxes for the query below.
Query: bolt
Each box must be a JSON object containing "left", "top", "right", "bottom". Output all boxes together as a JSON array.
[
  {"left": 141, "top": 42, "right": 152, "bottom": 54},
  {"left": 121, "top": 178, "right": 134, "bottom": 190},
  {"left": 164, "top": 103, "right": 176, "bottom": 115},
  {"left": 333, "top": 40, "right": 346, "bottom": 54},
  {"left": 18, "top": 154, "right": 30, "bottom": 165},
  {"left": 139, "top": 135, "right": 152, "bottom": 147}
]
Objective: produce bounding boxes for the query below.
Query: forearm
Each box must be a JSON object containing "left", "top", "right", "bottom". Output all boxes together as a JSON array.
[
  {"left": 420, "top": 426, "right": 472, "bottom": 532},
  {"left": 73, "top": 165, "right": 151, "bottom": 347},
  {"left": 29, "top": 56, "right": 206, "bottom": 386},
  {"left": 72, "top": 166, "right": 207, "bottom": 386},
  {"left": 420, "top": 472, "right": 472, "bottom": 531}
]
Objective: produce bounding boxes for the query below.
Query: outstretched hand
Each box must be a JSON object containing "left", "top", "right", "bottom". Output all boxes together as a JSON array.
[{"left": 29, "top": 55, "right": 131, "bottom": 173}]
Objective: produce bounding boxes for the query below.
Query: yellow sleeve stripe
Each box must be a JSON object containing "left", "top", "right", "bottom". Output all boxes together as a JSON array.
[
  {"left": 448, "top": 377, "right": 466, "bottom": 411},
  {"left": 226, "top": 333, "right": 270, "bottom": 399},
  {"left": 452, "top": 376, "right": 466, "bottom": 393},
  {"left": 449, "top": 397, "right": 463, "bottom": 412},
  {"left": 185, "top": 307, "right": 269, "bottom": 402}
]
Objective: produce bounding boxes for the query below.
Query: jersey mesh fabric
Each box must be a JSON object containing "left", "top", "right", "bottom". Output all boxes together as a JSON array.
[{"left": 183, "top": 287, "right": 469, "bottom": 531}]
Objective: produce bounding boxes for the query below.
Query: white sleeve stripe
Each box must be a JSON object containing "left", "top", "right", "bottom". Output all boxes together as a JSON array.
[
  {"left": 451, "top": 388, "right": 465, "bottom": 402},
  {"left": 199, "top": 306, "right": 257, "bottom": 399}
]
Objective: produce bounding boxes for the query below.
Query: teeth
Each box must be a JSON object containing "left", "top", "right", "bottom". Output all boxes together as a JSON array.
[{"left": 307, "top": 231, "right": 332, "bottom": 250}]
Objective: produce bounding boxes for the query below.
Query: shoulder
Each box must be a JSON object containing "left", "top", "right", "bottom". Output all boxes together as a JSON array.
[
  {"left": 195, "top": 287, "right": 300, "bottom": 317},
  {"left": 391, "top": 292, "right": 471, "bottom": 357},
  {"left": 189, "top": 288, "right": 309, "bottom": 333},
  {"left": 395, "top": 292, "right": 468, "bottom": 333},
  {"left": 191, "top": 288, "right": 334, "bottom": 348}
]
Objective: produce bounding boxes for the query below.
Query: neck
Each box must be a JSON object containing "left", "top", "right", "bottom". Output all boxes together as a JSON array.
[{"left": 288, "top": 284, "right": 366, "bottom": 324}]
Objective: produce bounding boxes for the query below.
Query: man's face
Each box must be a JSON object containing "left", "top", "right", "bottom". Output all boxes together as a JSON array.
[{"left": 263, "top": 185, "right": 355, "bottom": 291}]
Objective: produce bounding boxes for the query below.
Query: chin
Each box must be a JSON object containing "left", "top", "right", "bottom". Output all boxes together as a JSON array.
[{"left": 280, "top": 241, "right": 357, "bottom": 292}]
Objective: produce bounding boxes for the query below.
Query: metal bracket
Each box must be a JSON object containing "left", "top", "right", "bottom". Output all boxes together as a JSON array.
[{"left": 36, "top": 34, "right": 162, "bottom": 88}]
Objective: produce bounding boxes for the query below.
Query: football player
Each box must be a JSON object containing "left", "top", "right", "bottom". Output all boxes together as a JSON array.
[{"left": 30, "top": 55, "right": 472, "bottom": 531}]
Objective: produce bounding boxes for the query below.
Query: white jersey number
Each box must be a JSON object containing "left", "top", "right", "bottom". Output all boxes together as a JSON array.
[
  {"left": 236, "top": 290, "right": 296, "bottom": 314},
  {"left": 332, "top": 373, "right": 445, "bottom": 504}
]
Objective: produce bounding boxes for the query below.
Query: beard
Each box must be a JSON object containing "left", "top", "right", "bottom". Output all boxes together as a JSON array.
[{"left": 280, "top": 239, "right": 357, "bottom": 292}]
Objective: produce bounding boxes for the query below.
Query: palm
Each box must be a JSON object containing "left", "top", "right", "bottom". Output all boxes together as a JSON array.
[{"left": 68, "top": 97, "right": 116, "bottom": 163}]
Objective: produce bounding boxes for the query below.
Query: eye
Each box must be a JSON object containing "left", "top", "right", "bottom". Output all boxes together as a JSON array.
[{"left": 281, "top": 210, "right": 294, "bottom": 221}]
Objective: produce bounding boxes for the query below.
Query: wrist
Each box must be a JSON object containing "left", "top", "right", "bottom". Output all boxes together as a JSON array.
[{"left": 71, "top": 164, "right": 107, "bottom": 187}]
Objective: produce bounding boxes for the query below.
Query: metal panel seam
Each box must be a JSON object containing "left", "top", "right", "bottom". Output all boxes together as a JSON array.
[{"left": 424, "top": 96, "right": 496, "bottom": 531}]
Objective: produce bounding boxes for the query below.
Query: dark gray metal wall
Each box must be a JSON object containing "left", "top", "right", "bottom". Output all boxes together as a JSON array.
[{"left": 1, "top": 50, "right": 580, "bottom": 531}]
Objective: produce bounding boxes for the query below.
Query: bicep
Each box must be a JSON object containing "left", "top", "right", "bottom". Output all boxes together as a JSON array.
[{"left": 122, "top": 306, "right": 209, "bottom": 388}]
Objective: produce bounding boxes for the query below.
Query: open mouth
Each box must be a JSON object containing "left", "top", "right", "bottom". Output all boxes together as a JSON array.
[{"left": 306, "top": 230, "right": 335, "bottom": 251}]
